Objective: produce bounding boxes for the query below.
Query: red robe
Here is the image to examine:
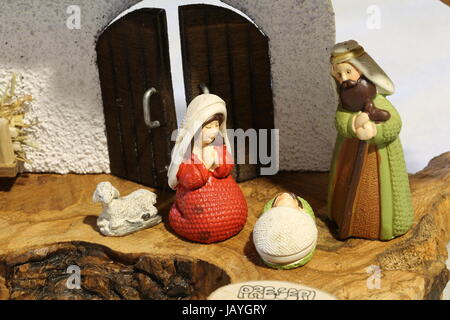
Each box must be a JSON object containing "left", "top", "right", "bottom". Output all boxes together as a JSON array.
[{"left": 169, "top": 145, "right": 248, "bottom": 243}]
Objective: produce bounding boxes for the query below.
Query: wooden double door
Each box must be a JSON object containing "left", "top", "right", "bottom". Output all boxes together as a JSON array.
[{"left": 96, "top": 4, "right": 274, "bottom": 189}]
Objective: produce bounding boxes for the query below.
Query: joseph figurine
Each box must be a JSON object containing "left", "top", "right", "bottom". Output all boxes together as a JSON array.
[{"left": 327, "top": 40, "right": 414, "bottom": 241}]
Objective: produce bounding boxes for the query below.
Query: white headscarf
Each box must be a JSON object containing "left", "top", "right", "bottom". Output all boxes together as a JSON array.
[
  {"left": 167, "top": 93, "right": 231, "bottom": 190},
  {"left": 331, "top": 40, "right": 395, "bottom": 95}
]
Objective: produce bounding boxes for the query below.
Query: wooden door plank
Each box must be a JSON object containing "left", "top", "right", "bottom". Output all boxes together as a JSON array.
[
  {"left": 156, "top": 11, "right": 178, "bottom": 181},
  {"left": 96, "top": 33, "right": 127, "bottom": 178},
  {"left": 108, "top": 24, "right": 142, "bottom": 183},
  {"left": 140, "top": 11, "right": 174, "bottom": 188},
  {"left": 248, "top": 27, "right": 275, "bottom": 177},
  {"left": 122, "top": 17, "right": 157, "bottom": 187},
  {"left": 205, "top": 8, "right": 234, "bottom": 130},
  {"left": 226, "top": 23, "right": 253, "bottom": 130},
  {"left": 227, "top": 21, "right": 258, "bottom": 181},
  {"left": 248, "top": 27, "right": 275, "bottom": 131},
  {"left": 179, "top": 6, "right": 211, "bottom": 104}
]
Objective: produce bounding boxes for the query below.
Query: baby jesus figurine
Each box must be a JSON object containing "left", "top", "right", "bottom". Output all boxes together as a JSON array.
[
  {"left": 253, "top": 193, "right": 317, "bottom": 269},
  {"left": 167, "top": 93, "right": 248, "bottom": 244}
]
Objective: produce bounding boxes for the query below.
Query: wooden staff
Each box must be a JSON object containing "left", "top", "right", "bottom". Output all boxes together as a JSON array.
[
  {"left": 338, "top": 98, "right": 385, "bottom": 239},
  {"left": 338, "top": 140, "right": 368, "bottom": 239}
]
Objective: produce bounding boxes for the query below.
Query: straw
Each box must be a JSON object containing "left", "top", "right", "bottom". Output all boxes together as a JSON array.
[{"left": 0, "top": 74, "right": 36, "bottom": 163}]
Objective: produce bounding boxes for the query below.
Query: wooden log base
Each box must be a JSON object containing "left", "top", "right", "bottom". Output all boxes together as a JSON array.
[
  {"left": 0, "top": 152, "right": 449, "bottom": 300},
  {"left": 0, "top": 241, "right": 230, "bottom": 300}
]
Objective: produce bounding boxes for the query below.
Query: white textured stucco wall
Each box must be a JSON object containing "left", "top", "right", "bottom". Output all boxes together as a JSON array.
[
  {"left": 0, "top": 0, "right": 141, "bottom": 174},
  {"left": 0, "top": 0, "right": 336, "bottom": 174}
]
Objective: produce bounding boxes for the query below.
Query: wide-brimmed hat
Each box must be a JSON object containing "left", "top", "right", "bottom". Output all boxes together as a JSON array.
[{"left": 331, "top": 40, "right": 395, "bottom": 95}]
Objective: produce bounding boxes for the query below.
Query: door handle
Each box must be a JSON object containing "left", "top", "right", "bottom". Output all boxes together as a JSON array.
[
  {"left": 143, "top": 88, "right": 161, "bottom": 129},
  {"left": 199, "top": 83, "right": 210, "bottom": 94}
]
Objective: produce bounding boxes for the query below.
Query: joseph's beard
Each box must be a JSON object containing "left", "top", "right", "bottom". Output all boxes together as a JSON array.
[
  {"left": 339, "top": 76, "right": 391, "bottom": 123},
  {"left": 341, "top": 79, "right": 358, "bottom": 89},
  {"left": 339, "top": 76, "right": 377, "bottom": 113}
]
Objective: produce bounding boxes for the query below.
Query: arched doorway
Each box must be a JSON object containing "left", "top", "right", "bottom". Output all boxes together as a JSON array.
[{"left": 96, "top": 3, "right": 274, "bottom": 188}]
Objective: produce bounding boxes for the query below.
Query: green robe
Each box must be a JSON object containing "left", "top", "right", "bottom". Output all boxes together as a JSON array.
[{"left": 327, "top": 94, "right": 414, "bottom": 240}]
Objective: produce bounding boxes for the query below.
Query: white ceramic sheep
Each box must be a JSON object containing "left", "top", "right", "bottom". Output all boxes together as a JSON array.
[{"left": 93, "top": 182, "right": 161, "bottom": 237}]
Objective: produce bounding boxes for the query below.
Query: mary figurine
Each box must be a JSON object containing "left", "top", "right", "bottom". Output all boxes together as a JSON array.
[{"left": 167, "top": 93, "right": 248, "bottom": 243}]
